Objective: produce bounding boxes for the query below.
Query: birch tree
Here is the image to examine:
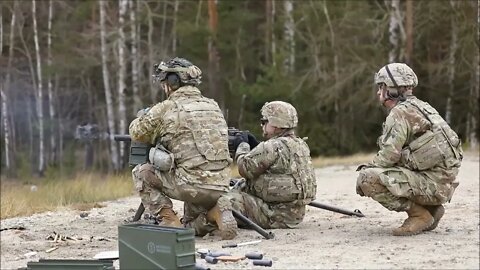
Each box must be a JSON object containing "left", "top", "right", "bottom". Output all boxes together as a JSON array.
[
  {"left": 445, "top": 0, "right": 458, "bottom": 125},
  {"left": 1, "top": 2, "right": 16, "bottom": 175},
  {"left": 99, "top": 0, "right": 119, "bottom": 171},
  {"left": 32, "top": 0, "right": 46, "bottom": 176},
  {"left": 129, "top": 0, "right": 141, "bottom": 113},
  {"left": 405, "top": 0, "right": 413, "bottom": 64},
  {"left": 47, "top": 0, "right": 57, "bottom": 165},
  {"left": 118, "top": 0, "right": 128, "bottom": 164},
  {"left": 387, "top": 0, "right": 403, "bottom": 62},
  {"left": 284, "top": 0, "right": 295, "bottom": 73}
]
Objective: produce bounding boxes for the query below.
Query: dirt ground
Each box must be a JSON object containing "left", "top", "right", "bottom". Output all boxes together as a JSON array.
[{"left": 1, "top": 152, "right": 478, "bottom": 269}]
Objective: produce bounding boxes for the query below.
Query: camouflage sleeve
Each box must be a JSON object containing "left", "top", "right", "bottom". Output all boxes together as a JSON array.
[
  {"left": 237, "top": 140, "right": 278, "bottom": 179},
  {"left": 372, "top": 108, "right": 409, "bottom": 167},
  {"left": 129, "top": 101, "right": 171, "bottom": 144}
]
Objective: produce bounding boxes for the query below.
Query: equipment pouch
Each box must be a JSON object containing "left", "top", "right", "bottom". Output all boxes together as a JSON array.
[
  {"left": 404, "top": 130, "right": 445, "bottom": 170},
  {"left": 254, "top": 174, "right": 299, "bottom": 203},
  {"left": 149, "top": 145, "right": 174, "bottom": 171}
]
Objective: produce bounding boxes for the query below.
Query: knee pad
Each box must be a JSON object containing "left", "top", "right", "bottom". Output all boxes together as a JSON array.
[{"left": 357, "top": 170, "right": 385, "bottom": 197}]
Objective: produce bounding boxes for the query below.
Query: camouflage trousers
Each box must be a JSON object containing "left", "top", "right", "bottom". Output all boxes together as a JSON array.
[
  {"left": 356, "top": 166, "right": 458, "bottom": 212},
  {"left": 221, "top": 190, "right": 306, "bottom": 229},
  {"left": 132, "top": 164, "right": 228, "bottom": 224}
]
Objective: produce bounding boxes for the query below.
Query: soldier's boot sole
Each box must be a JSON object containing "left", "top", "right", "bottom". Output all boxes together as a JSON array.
[{"left": 424, "top": 205, "right": 445, "bottom": 231}]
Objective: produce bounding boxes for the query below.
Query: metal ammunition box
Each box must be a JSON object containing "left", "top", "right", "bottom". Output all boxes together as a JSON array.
[{"left": 118, "top": 224, "right": 195, "bottom": 270}]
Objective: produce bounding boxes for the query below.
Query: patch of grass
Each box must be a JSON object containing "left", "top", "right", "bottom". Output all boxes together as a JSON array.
[{"left": 1, "top": 172, "right": 134, "bottom": 219}]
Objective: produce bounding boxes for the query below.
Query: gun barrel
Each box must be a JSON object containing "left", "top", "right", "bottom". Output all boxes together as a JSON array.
[
  {"left": 308, "top": 201, "right": 365, "bottom": 217},
  {"left": 113, "top": 134, "right": 132, "bottom": 141},
  {"left": 232, "top": 209, "right": 275, "bottom": 239}
]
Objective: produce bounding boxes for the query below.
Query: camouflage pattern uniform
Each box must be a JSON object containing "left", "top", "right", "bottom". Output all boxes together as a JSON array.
[
  {"left": 219, "top": 101, "right": 317, "bottom": 229},
  {"left": 129, "top": 59, "right": 232, "bottom": 225},
  {"left": 357, "top": 63, "right": 463, "bottom": 212}
]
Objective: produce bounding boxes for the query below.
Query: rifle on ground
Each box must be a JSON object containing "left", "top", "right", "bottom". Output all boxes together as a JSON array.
[{"left": 308, "top": 201, "right": 365, "bottom": 217}]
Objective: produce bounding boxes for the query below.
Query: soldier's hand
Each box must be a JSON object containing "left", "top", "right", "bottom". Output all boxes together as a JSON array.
[
  {"left": 235, "top": 142, "right": 250, "bottom": 162},
  {"left": 232, "top": 132, "right": 249, "bottom": 152}
]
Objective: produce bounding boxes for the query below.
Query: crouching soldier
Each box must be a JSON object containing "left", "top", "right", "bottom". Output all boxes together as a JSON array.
[
  {"left": 356, "top": 63, "right": 463, "bottom": 236},
  {"left": 214, "top": 101, "right": 317, "bottom": 232}
]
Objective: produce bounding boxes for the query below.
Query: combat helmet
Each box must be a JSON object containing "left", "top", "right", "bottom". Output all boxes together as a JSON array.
[
  {"left": 374, "top": 63, "right": 418, "bottom": 88},
  {"left": 154, "top": 57, "right": 202, "bottom": 86},
  {"left": 261, "top": 101, "right": 298, "bottom": 129}
]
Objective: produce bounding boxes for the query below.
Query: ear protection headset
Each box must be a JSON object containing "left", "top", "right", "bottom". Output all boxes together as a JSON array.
[
  {"left": 166, "top": 73, "right": 181, "bottom": 90},
  {"left": 384, "top": 65, "right": 406, "bottom": 101}
]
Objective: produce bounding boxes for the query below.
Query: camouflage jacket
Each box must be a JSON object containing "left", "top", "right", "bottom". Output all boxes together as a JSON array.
[
  {"left": 129, "top": 86, "right": 232, "bottom": 186},
  {"left": 237, "top": 130, "right": 317, "bottom": 204},
  {"left": 373, "top": 95, "right": 462, "bottom": 173}
]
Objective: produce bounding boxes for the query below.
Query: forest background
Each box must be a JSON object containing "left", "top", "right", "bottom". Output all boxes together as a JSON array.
[{"left": 1, "top": 0, "right": 479, "bottom": 179}]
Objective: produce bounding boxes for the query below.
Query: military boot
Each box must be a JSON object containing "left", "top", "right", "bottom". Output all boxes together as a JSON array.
[
  {"left": 206, "top": 205, "right": 238, "bottom": 240},
  {"left": 423, "top": 205, "right": 445, "bottom": 231},
  {"left": 158, "top": 208, "right": 182, "bottom": 228},
  {"left": 392, "top": 203, "right": 434, "bottom": 236}
]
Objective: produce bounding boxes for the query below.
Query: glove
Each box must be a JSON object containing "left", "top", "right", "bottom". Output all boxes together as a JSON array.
[
  {"left": 235, "top": 142, "right": 250, "bottom": 162},
  {"left": 136, "top": 107, "right": 151, "bottom": 118},
  {"left": 247, "top": 132, "right": 260, "bottom": 149},
  {"left": 232, "top": 132, "right": 249, "bottom": 153}
]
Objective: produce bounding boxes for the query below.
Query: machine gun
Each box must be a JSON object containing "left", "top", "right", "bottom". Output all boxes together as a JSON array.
[{"left": 228, "top": 127, "right": 259, "bottom": 157}]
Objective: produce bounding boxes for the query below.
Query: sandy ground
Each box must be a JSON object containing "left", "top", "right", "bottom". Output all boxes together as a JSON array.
[{"left": 1, "top": 153, "right": 478, "bottom": 269}]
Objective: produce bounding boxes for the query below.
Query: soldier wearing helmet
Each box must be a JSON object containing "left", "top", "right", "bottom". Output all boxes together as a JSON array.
[
  {"left": 356, "top": 63, "right": 463, "bottom": 236},
  {"left": 210, "top": 101, "right": 317, "bottom": 231},
  {"left": 129, "top": 57, "right": 237, "bottom": 240}
]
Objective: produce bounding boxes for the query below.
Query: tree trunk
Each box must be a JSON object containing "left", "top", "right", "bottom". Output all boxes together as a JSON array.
[
  {"left": 32, "top": 0, "right": 45, "bottom": 176},
  {"left": 265, "top": 0, "right": 272, "bottom": 64},
  {"left": 271, "top": 0, "right": 276, "bottom": 67},
  {"left": 445, "top": 0, "right": 457, "bottom": 125},
  {"left": 387, "top": 0, "right": 402, "bottom": 63},
  {"left": 207, "top": 0, "right": 222, "bottom": 108},
  {"left": 118, "top": 0, "right": 128, "bottom": 166},
  {"left": 405, "top": 0, "right": 413, "bottom": 65},
  {"left": 283, "top": 0, "right": 295, "bottom": 73},
  {"left": 129, "top": 0, "right": 141, "bottom": 113},
  {"left": 146, "top": 3, "right": 156, "bottom": 103},
  {"left": 172, "top": 0, "right": 179, "bottom": 54},
  {"left": 2, "top": 2, "right": 17, "bottom": 176},
  {"left": 99, "top": 0, "right": 119, "bottom": 171},
  {"left": 47, "top": 0, "right": 57, "bottom": 165},
  {"left": 469, "top": 0, "right": 479, "bottom": 150}
]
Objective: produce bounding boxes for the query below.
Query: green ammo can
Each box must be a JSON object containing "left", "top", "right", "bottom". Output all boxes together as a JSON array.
[{"left": 118, "top": 224, "right": 195, "bottom": 270}]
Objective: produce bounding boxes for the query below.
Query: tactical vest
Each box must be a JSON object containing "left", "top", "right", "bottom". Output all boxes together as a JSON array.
[
  {"left": 249, "top": 136, "right": 317, "bottom": 203},
  {"left": 400, "top": 98, "right": 463, "bottom": 171},
  {"left": 161, "top": 92, "right": 231, "bottom": 172}
]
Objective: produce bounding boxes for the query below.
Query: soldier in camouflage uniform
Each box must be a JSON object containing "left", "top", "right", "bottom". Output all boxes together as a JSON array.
[
  {"left": 356, "top": 63, "right": 463, "bottom": 236},
  {"left": 129, "top": 57, "right": 237, "bottom": 240},
  {"left": 214, "top": 101, "right": 317, "bottom": 231}
]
